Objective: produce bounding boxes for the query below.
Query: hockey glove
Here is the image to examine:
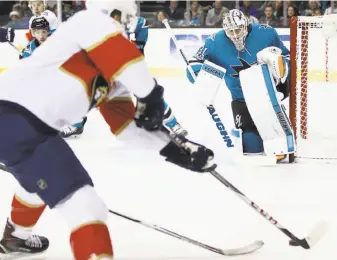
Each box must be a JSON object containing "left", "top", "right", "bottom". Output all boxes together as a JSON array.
[
  {"left": 0, "top": 28, "right": 15, "bottom": 43},
  {"left": 160, "top": 136, "right": 216, "bottom": 173},
  {"left": 134, "top": 84, "right": 165, "bottom": 131}
]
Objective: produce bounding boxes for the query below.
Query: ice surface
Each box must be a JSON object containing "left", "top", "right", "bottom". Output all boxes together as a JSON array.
[{"left": 0, "top": 77, "right": 337, "bottom": 259}]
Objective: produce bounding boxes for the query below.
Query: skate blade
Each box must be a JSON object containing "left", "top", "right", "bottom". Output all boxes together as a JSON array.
[
  {"left": 0, "top": 251, "right": 44, "bottom": 260},
  {"left": 62, "top": 134, "right": 82, "bottom": 139}
]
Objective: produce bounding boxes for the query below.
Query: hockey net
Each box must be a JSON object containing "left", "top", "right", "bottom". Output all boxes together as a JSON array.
[{"left": 290, "top": 15, "right": 337, "bottom": 160}]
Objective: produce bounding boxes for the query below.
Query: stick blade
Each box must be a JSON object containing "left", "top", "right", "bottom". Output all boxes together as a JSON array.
[
  {"left": 221, "top": 240, "right": 264, "bottom": 256},
  {"left": 305, "top": 220, "right": 329, "bottom": 248}
]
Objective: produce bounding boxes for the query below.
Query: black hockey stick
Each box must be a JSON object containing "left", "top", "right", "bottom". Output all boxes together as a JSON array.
[
  {"left": 108, "top": 209, "right": 263, "bottom": 256},
  {"left": 167, "top": 132, "right": 328, "bottom": 249},
  {"left": 209, "top": 169, "right": 327, "bottom": 248}
]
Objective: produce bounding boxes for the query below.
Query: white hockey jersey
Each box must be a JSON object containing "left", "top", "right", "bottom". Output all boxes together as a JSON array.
[{"left": 0, "top": 9, "right": 155, "bottom": 131}]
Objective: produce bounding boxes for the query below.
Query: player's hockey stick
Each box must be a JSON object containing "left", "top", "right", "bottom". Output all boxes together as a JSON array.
[
  {"left": 0, "top": 161, "right": 262, "bottom": 255},
  {"left": 168, "top": 132, "right": 328, "bottom": 249},
  {"left": 209, "top": 169, "right": 328, "bottom": 248},
  {"left": 7, "top": 42, "right": 21, "bottom": 55},
  {"left": 108, "top": 209, "right": 263, "bottom": 256}
]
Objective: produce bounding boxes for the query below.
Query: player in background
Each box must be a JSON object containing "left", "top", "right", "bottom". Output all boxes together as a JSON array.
[
  {"left": 112, "top": 9, "right": 188, "bottom": 136},
  {"left": 20, "top": 17, "right": 50, "bottom": 59},
  {"left": 112, "top": 10, "right": 149, "bottom": 56},
  {"left": 187, "top": 10, "right": 291, "bottom": 162},
  {"left": 25, "top": 0, "right": 58, "bottom": 42},
  {"left": 0, "top": 1, "right": 215, "bottom": 259},
  {"left": 0, "top": 28, "right": 15, "bottom": 44}
]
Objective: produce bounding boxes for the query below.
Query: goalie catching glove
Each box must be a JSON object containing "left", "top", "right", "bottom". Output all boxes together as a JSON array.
[
  {"left": 160, "top": 136, "right": 216, "bottom": 173},
  {"left": 256, "top": 47, "right": 289, "bottom": 86}
]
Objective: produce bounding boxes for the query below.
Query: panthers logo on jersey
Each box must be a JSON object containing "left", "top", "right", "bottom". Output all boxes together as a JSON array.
[{"left": 89, "top": 75, "right": 109, "bottom": 110}]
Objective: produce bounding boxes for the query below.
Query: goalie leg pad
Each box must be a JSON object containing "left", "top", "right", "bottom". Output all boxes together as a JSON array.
[
  {"left": 239, "top": 64, "right": 295, "bottom": 155},
  {"left": 231, "top": 100, "right": 264, "bottom": 154}
]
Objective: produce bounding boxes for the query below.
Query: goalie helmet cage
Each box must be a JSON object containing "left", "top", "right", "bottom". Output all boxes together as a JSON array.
[{"left": 290, "top": 15, "right": 337, "bottom": 160}]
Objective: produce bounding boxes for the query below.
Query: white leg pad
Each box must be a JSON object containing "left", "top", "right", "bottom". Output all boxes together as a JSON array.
[
  {"left": 239, "top": 64, "right": 296, "bottom": 156},
  {"left": 194, "top": 60, "right": 226, "bottom": 105}
]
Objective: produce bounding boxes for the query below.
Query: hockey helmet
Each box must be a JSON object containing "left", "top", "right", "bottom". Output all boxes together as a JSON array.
[
  {"left": 31, "top": 16, "right": 50, "bottom": 31},
  {"left": 223, "top": 9, "right": 249, "bottom": 51},
  {"left": 31, "top": 17, "right": 50, "bottom": 42}
]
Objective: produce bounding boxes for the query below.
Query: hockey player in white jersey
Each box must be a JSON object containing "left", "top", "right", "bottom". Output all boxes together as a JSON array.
[
  {"left": 0, "top": 1, "right": 215, "bottom": 259},
  {"left": 25, "top": 0, "right": 58, "bottom": 42}
]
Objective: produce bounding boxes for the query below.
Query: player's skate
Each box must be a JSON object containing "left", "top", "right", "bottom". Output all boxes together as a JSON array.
[
  {"left": 163, "top": 118, "right": 188, "bottom": 137},
  {"left": 162, "top": 106, "right": 188, "bottom": 137},
  {"left": 0, "top": 218, "right": 49, "bottom": 259},
  {"left": 59, "top": 117, "right": 87, "bottom": 138}
]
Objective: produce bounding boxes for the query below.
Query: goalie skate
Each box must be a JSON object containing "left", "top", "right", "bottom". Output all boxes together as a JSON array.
[{"left": 0, "top": 219, "right": 49, "bottom": 259}]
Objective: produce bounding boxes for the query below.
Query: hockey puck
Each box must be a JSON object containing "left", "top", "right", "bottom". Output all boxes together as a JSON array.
[{"left": 289, "top": 240, "right": 300, "bottom": 246}]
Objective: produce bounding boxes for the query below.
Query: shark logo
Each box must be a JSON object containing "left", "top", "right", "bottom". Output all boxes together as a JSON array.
[
  {"left": 230, "top": 57, "right": 255, "bottom": 78},
  {"left": 259, "top": 24, "right": 272, "bottom": 29}
]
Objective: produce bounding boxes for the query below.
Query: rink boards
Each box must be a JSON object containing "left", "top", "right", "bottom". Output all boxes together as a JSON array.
[{"left": 0, "top": 27, "right": 289, "bottom": 78}]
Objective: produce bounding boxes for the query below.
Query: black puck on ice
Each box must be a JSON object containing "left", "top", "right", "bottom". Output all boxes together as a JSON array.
[{"left": 289, "top": 240, "right": 300, "bottom": 246}]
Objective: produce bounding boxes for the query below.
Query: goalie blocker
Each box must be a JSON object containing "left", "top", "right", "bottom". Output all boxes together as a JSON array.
[{"left": 239, "top": 64, "right": 296, "bottom": 161}]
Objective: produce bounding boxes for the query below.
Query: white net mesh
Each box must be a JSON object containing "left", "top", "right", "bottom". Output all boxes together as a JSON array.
[{"left": 292, "top": 15, "right": 337, "bottom": 159}]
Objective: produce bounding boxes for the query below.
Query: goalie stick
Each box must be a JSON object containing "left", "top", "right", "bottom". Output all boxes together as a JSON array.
[
  {"left": 168, "top": 132, "right": 328, "bottom": 249},
  {"left": 161, "top": 19, "right": 234, "bottom": 146},
  {"left": 108, "top": 209, "right": 263, "bottom": 256}
]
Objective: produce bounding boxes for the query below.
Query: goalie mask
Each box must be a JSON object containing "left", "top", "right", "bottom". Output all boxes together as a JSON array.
[{"left": 223, "top": 10, "right": 249, "bottom": 52}]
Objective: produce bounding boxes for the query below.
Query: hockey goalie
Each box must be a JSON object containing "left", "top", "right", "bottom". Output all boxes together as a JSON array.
[{"left": 187, "top": 9, "right": 295, "bottom": 163}]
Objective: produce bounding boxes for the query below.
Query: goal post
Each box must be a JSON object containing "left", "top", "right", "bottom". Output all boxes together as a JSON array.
[{"left": 289, "top": 15, "right": 337, "bottom": 160}]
